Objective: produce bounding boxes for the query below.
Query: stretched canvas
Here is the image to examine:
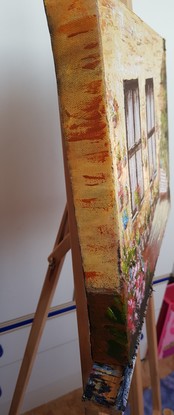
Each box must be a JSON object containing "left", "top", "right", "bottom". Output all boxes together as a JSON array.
[{"left": 44, "top": 0, "right": 170, "bottom": 410}]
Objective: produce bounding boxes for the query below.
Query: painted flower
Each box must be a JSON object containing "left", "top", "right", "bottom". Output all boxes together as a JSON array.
[
  {"left": 122, "top": 237, "right": 149, "bottom": 335},
  {"left": 128, "top": 298, "right": 136, "bottom": 315},
  {"left": 127, "top": 316, "right": 136, "bottom": 334},
  {"left": 118, "top": 183, "right": 124, "bottom": 212},
  {"left": 122, "top": 209, "right": 129, "bottom": 230}
]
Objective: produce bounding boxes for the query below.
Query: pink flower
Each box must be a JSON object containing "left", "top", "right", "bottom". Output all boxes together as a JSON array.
[
  {"left": 128, "top": 298, "right": 136, "bottom": 314},
  {"left": 128, "top": 315, "right": 136, "bottom": 334}
]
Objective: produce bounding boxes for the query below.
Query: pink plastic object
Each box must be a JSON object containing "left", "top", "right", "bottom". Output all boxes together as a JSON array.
[{"left": 157, "top": 282, "right": 174, "bottom": 359}]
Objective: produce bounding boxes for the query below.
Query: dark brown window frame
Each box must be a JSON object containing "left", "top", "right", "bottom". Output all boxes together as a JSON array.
[
  {"left": 145, "top": 78, "right": 157, "bottom": 182},
  {"left": 124, "top": 79, "right": 144, "bottom": 217}
]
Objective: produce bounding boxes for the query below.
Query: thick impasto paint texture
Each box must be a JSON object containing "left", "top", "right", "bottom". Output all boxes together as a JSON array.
[{"left": 44, "top": 0, "right": 170, "bottom": 408}]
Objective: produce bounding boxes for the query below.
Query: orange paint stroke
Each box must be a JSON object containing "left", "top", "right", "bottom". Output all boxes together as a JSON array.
[
  {"left": 68, "top": 129, "right": 105, "bottom": 142},
  {"left": 81, "top": 54, "right": 100, "bottom": 61},
  {"left": 69, "top": 120, "right": 106, "bottom": 131},
  {"left": 58, "top": 15, "right": 96, "bottom": 36},
  {"left": 85, "top": 183, "right": 100, "bottom": 186},
  {"left": 81, "top": 198, "right": 97, "bottom": 203},
  {"left": 84, "top": 95, "right": 104, "bottom": 113},
  {"left": 86, "top": 150, "right": 109, "bottom": 163},
  {"left": 84, "top": 42, "right": 98, "bottom": 49},
  {"left": 85, "top": 271, "right": 104, "bottom": 279},
  {"left": 68, "top": 117, "right": 106, "bottom": 141},
  {"left": 83, "top": 173, "right": 107, "bottom": 186},
  {"left": 68, "top": 30, "right": 89, "bottom": 38},
  {"left": 87, "top": 242, "right": 116, "bottom": 252},
  {"left": 97, "top": 224, "right": 116, "bottom": 237},
  {"left": 84, "top": 80, "right": 102, "bottom": 95},
  {"left": 82, "top": 111, "right": 103, "bottom": 121},
  {"left": 83, "top": 174, "right": 106, "bottom": 180},
  {"left": 68, "top": 0, "right": 87, "bottom": 11},
  {"left": 82, "top": 59, "right": 100, "bottom": 70}
]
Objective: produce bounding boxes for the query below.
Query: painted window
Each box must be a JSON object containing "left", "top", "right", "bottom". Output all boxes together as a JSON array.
[
  {"left": 124, "top": 79, "right": 144, "bottom": 216},
  {"left": 145, "top": 78, "right": 156, "bottom": 182}
]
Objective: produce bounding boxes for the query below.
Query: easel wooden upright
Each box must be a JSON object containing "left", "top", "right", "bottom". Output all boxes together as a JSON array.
[{"left": 9, "top": 1, "right": 162, "bottom": 414}]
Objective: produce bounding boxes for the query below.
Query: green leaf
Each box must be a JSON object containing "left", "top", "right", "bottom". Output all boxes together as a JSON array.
[{"left": 106, "top": 307, "right": 117, "bottom": 322}]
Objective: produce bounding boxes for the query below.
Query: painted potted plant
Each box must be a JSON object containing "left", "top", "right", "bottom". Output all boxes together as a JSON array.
[{"left": 122, "top": 209, "right": 129, "bottom": 230}]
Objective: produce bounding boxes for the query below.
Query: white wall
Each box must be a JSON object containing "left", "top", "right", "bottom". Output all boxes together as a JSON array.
[
  {"left": 0, "top": 1, "right": 79, "bottom": 413},
  {"left": 0, "top": 0, "right": 173, "bottom": 413},
  {"left": 0, "top": 0, "right": 72, "bottom": 321}
]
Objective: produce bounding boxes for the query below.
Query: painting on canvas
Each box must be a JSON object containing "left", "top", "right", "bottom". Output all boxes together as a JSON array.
[{"left": 44, "top": 0, "right": 170, "bottom": 409}]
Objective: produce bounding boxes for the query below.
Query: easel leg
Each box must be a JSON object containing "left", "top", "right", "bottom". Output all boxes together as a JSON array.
[
  {"left": 146, "top": 293, "right": 162, "bottom": 415},
  {"left": 9, "top": 206, "right": 70, "bottom": 415},
  {"left": 62, "top": 132, "right": 93, "bottom": 388},
  {"left": 129, "top": 348, "right": 144, "bottom": 415}
]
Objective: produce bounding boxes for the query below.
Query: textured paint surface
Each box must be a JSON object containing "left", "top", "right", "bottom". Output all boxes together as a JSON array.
[
  {"left": 44, "top": 0, "right": 170, "bottom": 398},
  {"left": 87, "top": 291, "right": 129, "bottom": 366},
  {"left": 83, "top": 363, "right": 123, "bottom": 407},
  {"left": 44, "top": 0, "right": 120, "bottom": 293}
]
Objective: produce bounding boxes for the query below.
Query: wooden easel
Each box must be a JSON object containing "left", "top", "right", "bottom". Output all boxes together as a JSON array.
[{"left": 9, "top": 1, "right": 162, "bottom": 414}]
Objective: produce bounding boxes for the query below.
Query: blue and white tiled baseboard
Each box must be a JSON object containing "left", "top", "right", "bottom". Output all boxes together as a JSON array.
[{"left": 0, "top": 301, "right": 81, "bottom": 415}]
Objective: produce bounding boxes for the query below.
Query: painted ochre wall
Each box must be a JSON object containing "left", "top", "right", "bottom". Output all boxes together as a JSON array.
[{"left": 99, "top": 0, "right": 169, "bottom": 260}]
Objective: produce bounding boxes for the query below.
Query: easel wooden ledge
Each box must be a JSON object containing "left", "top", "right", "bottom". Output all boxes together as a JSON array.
[{"left": 9, "top": 1, "right": 162, "bottom": 414}]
